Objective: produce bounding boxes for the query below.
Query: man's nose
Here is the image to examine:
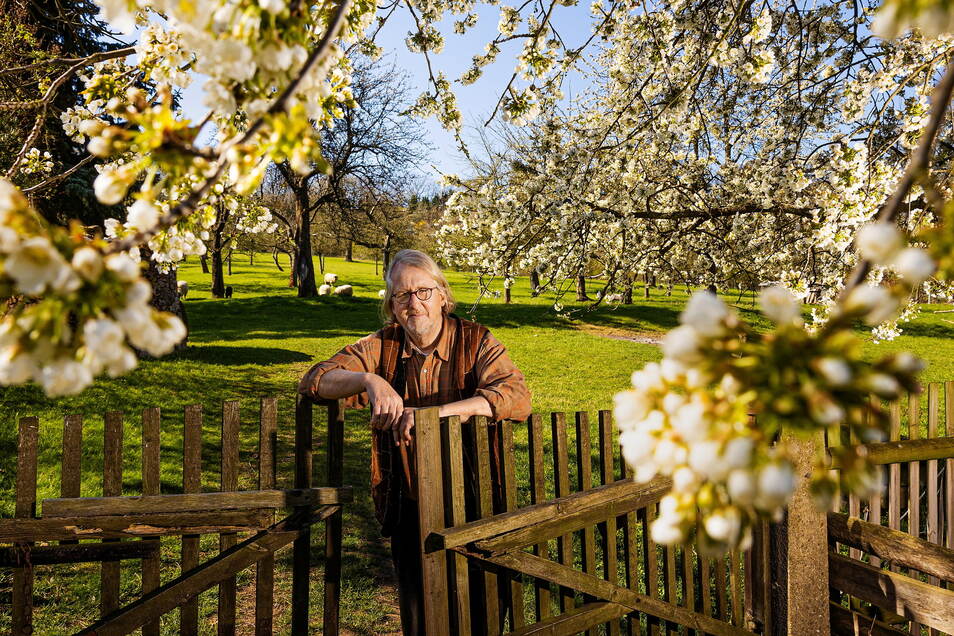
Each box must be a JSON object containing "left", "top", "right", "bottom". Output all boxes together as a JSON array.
[{"left": 407, "top": 293, "right": 425, "bottom": 309}]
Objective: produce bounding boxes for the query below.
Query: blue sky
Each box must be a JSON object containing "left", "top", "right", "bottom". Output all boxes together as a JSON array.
[{"left": 175, "top": 2, "right": 597, "bottom": 183}]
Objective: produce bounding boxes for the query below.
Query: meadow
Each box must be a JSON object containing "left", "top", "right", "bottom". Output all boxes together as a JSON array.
[{"left": 1, "top": 254, "right": 953, "bottom": 633}]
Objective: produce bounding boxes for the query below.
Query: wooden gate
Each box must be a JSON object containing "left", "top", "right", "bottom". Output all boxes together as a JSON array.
[
  {"left": 825, "top": 383, "right": 954, "bottom": 635},
  {"left": 2, "top": 395, "right": 348, "bottom": 635},
  {"left": 410, "top": 408, "right": 768, "bottom": 635}
]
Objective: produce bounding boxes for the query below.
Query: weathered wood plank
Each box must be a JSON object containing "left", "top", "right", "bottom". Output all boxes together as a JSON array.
[
  {"left": 828, "top": 602, "right": 908, "bottom": 636},
  {"left": 218, "top": 400, "right": 240, "bottom": 635},
  {"left": 908, "top": 392, "right": 923, "bottom": 636},
  {"left": 443, "top": 416, "right": 471, "bottom": 636},
  {"left": 468, "top": 549, "right": 756, "bottom": 636},
  {"left": 599, "top": 410, "right": 621, "bottom": 636},
  {"left": 256, "top": 397, "right": 277, "bottom": 636},
  {"left": 142, "top": 406, "right": 162, "bottom": 636},
  {"left": 323, "top": 399, "right": 345, "bottom": 636},
  {"left": 947, "top": 382, "right": 954, "bottom": 590},
  {"left": 509, "top": 601, "right": 631, "bottom": 636},
  {"left": 12, "top": 416, "right": 38, "bottom": 636},
  {"left": 181, "top": 403, "right": 202, "bottom": 636},
  {"left": 888, "top": 401, "right": 901, "bottom": 576},
  {"left": 829, "top": 552, "right": 954, "bottom": 632},
  {"left": 927, "top": 383, "right": 941, "bottom": 605},
  {"left": 0, "top": 541, "right": 157, "bottom": 567},
  {"left": 730, "top": 550, "right": 743, "bottom": 626},
  {"left": 474, "top": 415, "right": 500, "bottom": 633},
  {"left": 827, "top": 512, "right": 954, "bottom": 583},
  {"left": 552, "top": 411, "right": 574, "bottom": 613},
  {"left": 0, "top": 510, "right": 273, "bottom": 542},
  {"left": 528, "top": 413, "right": 551, "bottom": 622},
  {"left": 469, "top": 478, "right": 672, "bottom": 556},
  {"left": 292, "top": 394, "right": 313, "bottom": 635},
  {"left": 416, "top": 407, "right": 450, "bottom": 635},
  {"left": 575, "top": 411, "right": 598, "bottom": 636},
  {"left": 784, "top": 430, "right": 830, "bottom": 635},
  {"left": 59, "top": 414, "right": 83, "bottom": 547},
  {"left": 101, "top": 410, "right": 123, "bottom": 618},
  {"left": 77, "top": 507, "right": 337, "bottom": 636},
  {"left": 43, "top": 487, "right": 353, "bottom": 517},
  {"left": 501, "top": 418, "right": 525, "bottom": 629},
  {"left": 827, "top": 436, "right": 954, "bottom": 468}
]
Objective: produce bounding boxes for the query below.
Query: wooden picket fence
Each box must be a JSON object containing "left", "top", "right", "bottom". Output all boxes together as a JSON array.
[
  {"left": 827, "top": 382, "right": 954, "bottom": 635},
  {"left": 409, "top": 388, "right": 954, "bottom": 636},
  {"left": 1, "top": 396, "right": 349, "bottom": 635},
  {"left": 412, "top": 409, "right": 766, "bottom": 635}
]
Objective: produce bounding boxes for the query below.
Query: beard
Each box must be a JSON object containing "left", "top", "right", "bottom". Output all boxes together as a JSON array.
[{"left": 403, "top": 313, "right": 440, "bottom": 345}]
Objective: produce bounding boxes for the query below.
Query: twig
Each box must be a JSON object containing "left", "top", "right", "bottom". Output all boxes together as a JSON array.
[{"left": 22, "top": 155, "right": 96, "bottom": 195}]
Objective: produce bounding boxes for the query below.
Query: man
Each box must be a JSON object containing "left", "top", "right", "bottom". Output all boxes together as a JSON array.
[{"left": 298, "top": 249, "right": 531, "bottom": 635}]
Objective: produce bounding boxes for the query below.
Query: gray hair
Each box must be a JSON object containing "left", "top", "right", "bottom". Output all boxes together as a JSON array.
[{"left": 381, "top": 249, "right": 456, "bottom": 323}]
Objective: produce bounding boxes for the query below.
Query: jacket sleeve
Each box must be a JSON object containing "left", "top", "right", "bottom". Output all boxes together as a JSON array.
[
  {"left": 472, "top": 331, "right": 532, "bottom": 422},
  {"left": 297, "top": 332, "right": 382, "bottom": 409}
]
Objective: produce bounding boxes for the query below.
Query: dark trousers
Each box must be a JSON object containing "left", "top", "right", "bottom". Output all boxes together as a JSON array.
[
  {"left": 391, "top": 498, "right": 511, "bottom": 636},
  {"left": 391, "top": 499, "right": 425, "bottom": 636}
]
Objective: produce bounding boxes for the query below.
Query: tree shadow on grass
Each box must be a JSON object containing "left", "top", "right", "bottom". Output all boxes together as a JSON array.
[{"left": 171, "top": 345, "right": 313, "bottom": 366}]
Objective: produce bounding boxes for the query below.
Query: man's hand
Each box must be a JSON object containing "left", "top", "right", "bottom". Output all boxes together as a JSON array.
[
  {"left": 365, "top": 374, "right": 404, "bottom": 433},
  {"left": 396, "top": 408, "right": 417, "bottom": 446}
]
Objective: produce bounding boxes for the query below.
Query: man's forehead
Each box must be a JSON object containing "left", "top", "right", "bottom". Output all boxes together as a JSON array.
[{"left": 391, "top": 265, "right": 438, "bottom": 288}]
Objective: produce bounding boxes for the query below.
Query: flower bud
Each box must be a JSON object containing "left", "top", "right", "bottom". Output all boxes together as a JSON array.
[
  {"left": 892, "top": 248, "right": 936, "bottom": 284},
  {"left": 759, "top": 286, "right": 800, "bottom": 324},
  {"left": 855, "top": 222, "right": 902, "bottom": 265}
]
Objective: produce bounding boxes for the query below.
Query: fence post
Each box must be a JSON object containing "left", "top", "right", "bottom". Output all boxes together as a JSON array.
[
  {"left": 324, "top": 399, "right": 344, "bottom": 636},
  {"left": 781, "top": 429, "right": 830, "bottom": 635},
  {"left": 292, "top": 394, "right": 314, "bottom": 635},
  {"left": 416, "top": 407, "right": 450, "bottom": 634}
]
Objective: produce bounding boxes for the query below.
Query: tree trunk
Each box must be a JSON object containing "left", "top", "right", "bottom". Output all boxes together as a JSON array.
[
  {"left": 644, "top": 272, "right": 650, "bottom": 299},
  {"left": 210, "top": 224, "right": 226, "bottom": 298},
  {"left": 249, "top": 251, "right": 254, "bottom": 265},
  {"left": 227, "top": 250, "right": 232, "bottom": 276},
  {"left": 294, "top": 220, "right": 318, "bottom": 298},
  {"left": 505, "top": 286, "right": 511, "bottom": 304},
  {"left": 382, "top": 235, "right": 393, "bottom": 280},
  {"left": 707, "top": 283, "right": 718, "bottom": 295},
  {"left": 345, "top": 240, "right": 353, "bottom": 262},
  {"left": 200, "top": 254, "right": 210, "bottom": 274},
  {"left": 141, "top": 251, "right": 188, "bottom": 353},
  {"left": 576, "top": 274, "right": 589, "bottom": 301},
  {"left": 530, "top": 269, "right": 540, "bottom": 296},
  {"left": 623, "top": 272, "right": 633, "bottom": 304},
  {"left": 318, "top": 253, "right": 324, "bottom": 274}
]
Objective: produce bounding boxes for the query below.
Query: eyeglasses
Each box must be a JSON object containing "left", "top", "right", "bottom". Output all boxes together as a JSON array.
[{"left": 391, "top": 287, "right": 438, "bottom": 304}]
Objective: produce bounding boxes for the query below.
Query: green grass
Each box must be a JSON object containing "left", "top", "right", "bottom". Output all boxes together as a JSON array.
[{"left": 1, "top": 254, "right": 953, "bottom": 633}]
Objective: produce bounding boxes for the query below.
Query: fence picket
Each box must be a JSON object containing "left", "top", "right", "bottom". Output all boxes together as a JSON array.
[
  {"left": 909, "top": 392, "right": 922, "bottom": 636},
  {"left": 501, "top": 419, "right": 525, "bottom": 630},
  {"left": 575, "top": 412, "right": 598, "bottom": 636},
  {"left": 292, "top": 395, "right": 313, "bottom": 635},
  {"left": 256, "top": 397, "right": 277, "bottom": 636},
  {"left": 551, "top": 412, "right": 574, "bottom": 614},
  {"left": 527, "top": 413, "right": 552, "bottom": 622},
  {"left": 474, "top": 415, "right": 501, "bottom": 633},
  {"left": 928, "top": 385, "right": 941, "bottom": 590},
  {"left": 13, "top": 416, "right": 38, "bottom": 636},
  {"left": 60, "top": 414, "right": 83, "bottom": 546},
  {"left": 101, "top": 411, "right": 123, "bottom": 618},
  {"left": 181, "top": 404, "right": 202, "bottom": 636},
  {"left": 645, "top": 502, "right": 662, "bottom": 635},
  {"left": 218, "top": 400, "right": 240, "bottom": 635},
  {"left": 142, "top": 407, "right": 162, "bottom": 636},
  {"left": 416, "top": 408, "right": 450, "bottom": 635},
  {"left": 598, "top": 410, "right": 621, "bottom": 636},
  {"left": 889, "top": 401, "right": 902, "bottom": 575},
  {"left": 443, "top": 416, "right": 471, "bottom": 636},
  {"left": 324, "top": 400, "right": 345, "bottom": 636},
  {"left": 620, "top": 437, "right": 641, "bottom": 636},
  {"left": 947, "top": 382, "right": 954, "bottom": 594}
]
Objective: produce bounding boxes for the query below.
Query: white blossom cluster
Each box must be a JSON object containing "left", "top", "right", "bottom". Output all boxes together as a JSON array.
[
  {"left": 0, "top": 180, "right": 185, "bottom": 396},
  {"left": 21, "top": 148, "right": 54, "bottom": 175},
  {"left": 615, "top": 284, "right": 926, "bottom": 551}
]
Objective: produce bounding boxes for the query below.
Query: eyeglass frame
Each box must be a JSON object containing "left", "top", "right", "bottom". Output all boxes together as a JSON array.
[{"left": 390, "top": 286, "right": 440, "bottom": 304}]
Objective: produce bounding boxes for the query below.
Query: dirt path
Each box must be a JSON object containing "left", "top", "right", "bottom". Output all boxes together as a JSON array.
[{"left": 574, "top": 323, "right": 663, "bottom": 345}]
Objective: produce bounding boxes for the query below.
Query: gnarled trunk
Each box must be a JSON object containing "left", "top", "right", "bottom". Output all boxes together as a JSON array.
[
  {"left": 292, "top": 186, "right": 318, "bottom": 297},
  {"left": 530, "top": 269, "right": 540, "bottom": 295},
  {"left": 210, "top": 224, "right": 226, "bottom": 298},
  {"left": 576, "top": 274, "right": 589, "bottom": 301}
]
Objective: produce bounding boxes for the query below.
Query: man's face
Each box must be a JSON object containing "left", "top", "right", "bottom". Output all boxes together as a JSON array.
[{"left": 389, "top": 265, "right": 446, "bottom": 343}]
